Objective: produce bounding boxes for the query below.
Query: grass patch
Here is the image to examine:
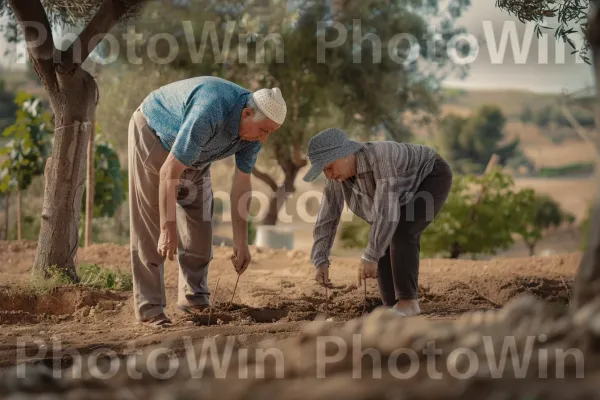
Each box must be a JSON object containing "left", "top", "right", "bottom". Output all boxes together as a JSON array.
[
  {"left": 537, "top": 162, "right": 595, "bottom": 177},
  {"left": 9, "top": 264, "right": 133, "bottom": 296},
  {"left": 78, "top": 264, "right": 133, "bottom": 291}
]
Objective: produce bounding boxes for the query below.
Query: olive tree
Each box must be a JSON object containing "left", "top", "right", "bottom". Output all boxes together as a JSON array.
[{"left": 0, "top": 0, "right": 149, "bottom": 279}]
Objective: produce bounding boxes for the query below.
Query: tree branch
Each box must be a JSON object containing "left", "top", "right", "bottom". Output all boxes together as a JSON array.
[
  {"left": 7, "top": 0, "right": 55, "bottom": 60},
  {"left": 67, "top": 0, "right": 148, "bottom": 66},
  {"left": 252, "top": 167, "right": 278, "bottom": 192}
]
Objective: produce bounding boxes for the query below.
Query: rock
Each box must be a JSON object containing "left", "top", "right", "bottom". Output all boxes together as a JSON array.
[
  {"left": 73, "top": 306, "right": 91, "bottom": 318},
  {"left": 96, "top": 301, "right": 115, "bottom": 312}
]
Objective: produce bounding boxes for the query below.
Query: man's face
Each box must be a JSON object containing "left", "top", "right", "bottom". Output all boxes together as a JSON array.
[
  {"left": 239, "top": 108, "right": 281, "bottom": 143},
  {"left": 323, "top": 156, "right": 354, "bottom": 182}
]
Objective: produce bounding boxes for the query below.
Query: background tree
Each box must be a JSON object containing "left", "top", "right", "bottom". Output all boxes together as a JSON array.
[
  {"left": 520, "top": 105, "right": 533, "bottom": 123},
  {"left": 0, "top": 0, "right": 149, "bottom": 279},
  {"left": 419, "top": 170, "right": 535, "bottom": 259},
  {"left": 514, "top": 192, "right": 575, "bottom": 256},
  {"left": 437, "top": 105, "right": 522, "bottom": 173},
  {"left": 0, "top": 92, "right": 52, "bottom": 241},
  {"left": 534, "top": 105, "right": 553, "bottom": 128}
]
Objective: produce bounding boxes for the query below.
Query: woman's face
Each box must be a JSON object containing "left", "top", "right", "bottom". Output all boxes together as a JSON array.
[{"left": 323, "top": 155, "right": 355, "bottom": 181}]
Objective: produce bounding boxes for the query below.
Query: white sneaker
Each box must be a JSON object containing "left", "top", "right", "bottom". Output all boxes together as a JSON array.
[{"left": 390, "top": 300, "right": 421, "bottom": 317}]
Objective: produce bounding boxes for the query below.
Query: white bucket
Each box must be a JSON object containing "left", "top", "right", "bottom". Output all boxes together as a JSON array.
[{"left": 255, "top": 225, "right": 294, "bottom": 250}]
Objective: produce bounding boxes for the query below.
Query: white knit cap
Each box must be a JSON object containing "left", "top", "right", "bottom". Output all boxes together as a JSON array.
[{"left": 251, "top": 87, "right": 287, "bottom": 125}]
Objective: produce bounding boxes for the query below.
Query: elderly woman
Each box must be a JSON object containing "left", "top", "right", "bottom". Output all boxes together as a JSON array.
[{"left": 304, "top": 128, "right": 452, "bottom": 316}]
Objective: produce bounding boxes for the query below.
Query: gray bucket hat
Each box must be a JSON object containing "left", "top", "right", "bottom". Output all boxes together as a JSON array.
[{"left": 303, "top": 128, "right": 363, "bottom": 182}]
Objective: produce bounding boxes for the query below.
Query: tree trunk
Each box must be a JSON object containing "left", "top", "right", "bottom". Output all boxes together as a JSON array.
[
  {"left": 32, "top": 70, "right": 97, "bottom": 281},
  {"left": 16, "top": 189, "right": 22, "bottom": 241},
  {"left": 449, "top": 242, "right": 461, "bottom": 259},
  {"left": 85, "top": 123, "right": 96, "bottom": 248},
  {"left": 261, "top": 169, "right": 302, "bottom": 226},
  {"left": 2, "top": 193, "right": 9, "bottom": 241},
  {"left": 115, "top": 204, "right": 123, "bottom": 237}
]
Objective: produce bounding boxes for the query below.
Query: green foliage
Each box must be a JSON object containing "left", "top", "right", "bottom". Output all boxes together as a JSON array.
[
  {"left": 79, "top": 264, "right": 133, "bottom": 291},
  {"left": 420, "top": 169, "right": 536, "bottom": 258},
  {"left": 0, "top": 92, "right": 52, "bottom": 193},
  {"left": 496, "top": 0, "right": 594, "bottom": 64},
  {"left": 537, "top": 162, "right": 595, "bottom": 177},
  {"left": 513, "top": 193, "right": 573, "bottom": 254},
  {"left": 437, "top": 105, "right": 524, "bottom": 173},
  {"left": 81, "top": 129, "right": 126, "bottom": 218},
  {"left": 339, "top": 217, "right": 371, "bottom": 249}
]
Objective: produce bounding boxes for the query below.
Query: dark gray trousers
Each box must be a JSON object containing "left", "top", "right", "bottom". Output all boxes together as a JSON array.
[{"left": 377, "top": 154, "right": 453, "bottom": 305}]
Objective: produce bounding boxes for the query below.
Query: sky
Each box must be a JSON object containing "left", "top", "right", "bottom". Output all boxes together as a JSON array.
[{"left": 0, "top": 0, "right": 595, "bottom": 94}]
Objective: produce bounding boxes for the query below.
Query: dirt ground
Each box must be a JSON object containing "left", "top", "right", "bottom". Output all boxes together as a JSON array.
[{"left": 0, "top": 240, "right": 579, "bottom": 369}]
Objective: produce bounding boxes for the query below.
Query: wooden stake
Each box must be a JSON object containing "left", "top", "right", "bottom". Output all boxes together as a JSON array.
[
  {"left": 208, "top": 276, "right": 221, "bottom": 326},
  {"left": 325, "top": 285, "right": 328, "bottom": 314},
  {"left": 230, "top": 275, "right": 240, "bottom": 305}
]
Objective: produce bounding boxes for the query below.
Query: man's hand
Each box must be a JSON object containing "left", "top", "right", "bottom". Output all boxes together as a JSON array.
[
  {"left": 231, "top": 245, "right": 251, "bottom": 275},
  {"left": 357, "top": 259, "right": 378, "bottom": 286},
  {"left": 157, "top": 221, "right": 178, "bottom": 261},
  {"left": 315, "top": 265, "right": 333, "bottom": 288}
]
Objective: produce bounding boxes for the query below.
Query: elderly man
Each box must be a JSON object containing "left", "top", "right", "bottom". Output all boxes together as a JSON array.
[
  {"left": 129, "top": 76, "right": 287, "bottom": 327},
  {"left": 304, "top": 128, "right": 452, "bottom": 316}
]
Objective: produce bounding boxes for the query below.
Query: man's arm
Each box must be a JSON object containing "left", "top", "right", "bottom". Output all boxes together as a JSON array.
[
  {"left": 229, "top": 142, "right": 261, "bottom": 274},
  {"left": 158, "top": 153, "right": 187, "bottom": 260},
  {"left": 311, "top": 180, "right": 344, "bottom": 268},
  {"left": 230, "top": 167, "right": 252, "bottom": 251}
]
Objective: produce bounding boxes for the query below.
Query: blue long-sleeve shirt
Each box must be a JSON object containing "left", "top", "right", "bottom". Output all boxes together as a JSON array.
[{"left": 141, "top": 76, "right": 261, "bottom": 173}]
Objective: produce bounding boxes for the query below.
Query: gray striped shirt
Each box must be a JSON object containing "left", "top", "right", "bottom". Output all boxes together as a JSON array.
[{"left": 311, "top": 141, "right": 438, "bottom": 267}]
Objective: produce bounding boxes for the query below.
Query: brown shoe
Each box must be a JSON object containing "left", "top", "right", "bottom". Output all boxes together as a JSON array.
[{"left": 140, "top": 313, "right": 172, "bottom": 328}]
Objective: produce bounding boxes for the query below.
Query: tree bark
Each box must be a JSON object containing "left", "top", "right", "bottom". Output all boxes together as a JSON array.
[
  {"left": 85, "top": 123, "right": 96, "bottom": 248},
  {"left": 16, "top": 190, "right": 22, "bottom": 241},
  {"left": 573, "top": 3, "right": 600, "bottom": 309},
  {"left": 262, "top": 173, "right": 299, "bottom": 226}
]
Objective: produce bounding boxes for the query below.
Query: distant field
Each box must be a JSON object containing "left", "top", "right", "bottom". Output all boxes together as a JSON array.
[{"left": 441, "top": 88, "right": 563, "bottom": 118}]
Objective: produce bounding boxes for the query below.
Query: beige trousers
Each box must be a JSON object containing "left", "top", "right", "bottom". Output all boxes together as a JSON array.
[{"left": 128, "top": 109, "right": 214, "bottom": 321}]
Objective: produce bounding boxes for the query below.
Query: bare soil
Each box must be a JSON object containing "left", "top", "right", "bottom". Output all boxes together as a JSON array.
[{"left": 0, "top": 240, "right": 580, "bottom": 369}]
